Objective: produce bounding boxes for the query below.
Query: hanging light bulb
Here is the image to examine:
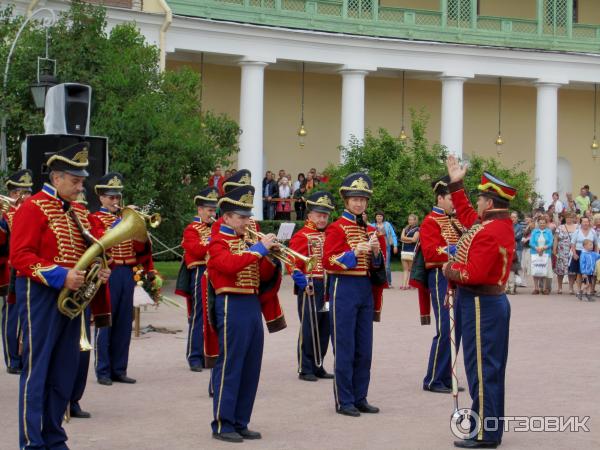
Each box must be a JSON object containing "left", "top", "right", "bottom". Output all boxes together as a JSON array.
[
  {"left": 495, "top": 77, "right": 504, "bottom": 157},
  {"left": 399, "top": 71, "right": 407, "bottom": 141},
  {"left": 297, "top": 122, "right": 307, "bottom": 148},
  {"left": 298, "top": 62, "right": 307, "bottom": 149},
  {"left": 592, "top": 84, "right": 599, "bottom": 161},
  {"left": 399, "top": 127, "right": 407, "bottom": 141}
]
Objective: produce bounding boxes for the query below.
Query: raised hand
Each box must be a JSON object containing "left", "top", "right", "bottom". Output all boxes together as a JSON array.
[{"left": 446, "top": 154, "right": 468, "bottom": 183}]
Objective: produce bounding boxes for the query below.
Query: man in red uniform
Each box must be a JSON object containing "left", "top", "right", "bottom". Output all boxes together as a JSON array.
[
  {"left": 208, "top": 185, "right": 279, "bottom": 442},
  {"left": 288, "top": 190, "right": 335, "bottom": 382},
  {"left": 1, "top": 169, "right": 32, "bottom": 374},
  {"left": 443, "top": 155, "right": 516, "bottom": 449},
  {"left": 11, "top": 142, "right": 111, "bottom": 449},
  {"left": 204, "top": 168, "right": 286, "bottom": 366},
  {"left": 90, "top": 172, "right": 154, "bottom": 386},
  {"left": 177, "top": 186, "right": 218, "bottom": 372},
  {"left": 323, "top": 172, "right": 387, "bottom": 417},
  {"left": 419, "top": 175, "right": 465, "bottom": 394}
]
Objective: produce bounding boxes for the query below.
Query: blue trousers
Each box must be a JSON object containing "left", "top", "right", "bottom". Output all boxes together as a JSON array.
[
  {"left": 423, "top": 268, "right": 462, "bottom": 390},
  {"left": 71, "top": 308, "right": 91, "bottom": 411},
  {"left": 2, "top": 297, "right": 21, "bottom": 370},
  {"left": 458, "top": 288, "right": 511, "bottom": 443},
  {"left": 95, "top": 265, "right": 135, "bottom": 379},
  {"left": 186, "top": 266, "right": 206, "bottom": 368},
  {"left": 297, "top": 278, "right": 330, "bottom": 375},
  {"left": 328, "top": 275, "right": 373, "bottom": 410},
  {"left": 17, "top": 277, "right": 80, "bottom": 450},
  {"left": 211, "top": 294, "right": 263, "bottom": 434}
]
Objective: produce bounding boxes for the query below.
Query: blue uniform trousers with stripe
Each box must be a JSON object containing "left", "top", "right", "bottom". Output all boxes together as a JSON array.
[
  {"left": 17, "top": 277, "right": 80, "bottom": 450},
  {"left": 70, "top": 307, "right": 91, "bottom": 411},
  {"left": 297, "top": 278, "right": 330, "bottom": 375},
  {"left": 423, "top": 268, "right": 462, "bottom": 390},
  {"left": 95, "top": 265, "right": 135, "bottom": 379},
  {"left": 2, "top": 297, "right": 22, "bottom": 370},
  {"left": 211, "top": 294, "right": 263, "bottom": 434},
  {"left": 328, "top": 275, "right": 373, "bottom": 410},
  {"left": 186, "top": 266, "right": 206, "bottom": 369},
  {"left": 458, "top": 288, "right": 510, "bottom": 444}
]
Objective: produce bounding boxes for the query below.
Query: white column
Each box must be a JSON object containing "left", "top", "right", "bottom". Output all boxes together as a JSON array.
[
  {"left": 339, "top": 69, "right": 368, "bottom": 161},
  {"left": 440, "top": 76, "right": 467, "bottom": 157},
  {"left": 535, "top": 82, "right": 560, "bottom": 207},
  {"left": 238, "top": 60, "right": 268, "bottom": 220}
]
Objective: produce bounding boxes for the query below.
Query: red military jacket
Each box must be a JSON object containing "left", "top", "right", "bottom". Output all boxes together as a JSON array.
[
  {"left": 10, "top": 184, "right": 111, "bottom": 325},
  {"left": 323, "top": 210, "right": 387, "bottom": 321},
  {"left": 182, "top": 217, "right": 211, "bottom": 269},
  {"left": 419, "top": 206, "right": 465, "bottom": 268},
  {"left": 288, "top": 220, "right": 326, "bottom": 278},
  {"left": 207, "top": 224, "right": 272, "bottom": 295},
  {"left": 444, "top": 181, "right": 515, "bottom": 288},
  {"left": 88, "top": 207, "right": 154, "bottom": 272}
]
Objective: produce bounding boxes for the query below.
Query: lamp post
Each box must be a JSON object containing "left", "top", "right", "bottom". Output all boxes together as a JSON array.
[{"left": 1, "top": 8, "right": 57, "bottom": 172}]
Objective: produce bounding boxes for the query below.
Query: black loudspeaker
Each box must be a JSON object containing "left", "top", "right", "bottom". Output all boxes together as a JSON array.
[
  {"left": 44, "top": 83, "right": 92, "bottom": 136},
  {"left": 23, "top": 134, "right": 109, "bottom": 212}
]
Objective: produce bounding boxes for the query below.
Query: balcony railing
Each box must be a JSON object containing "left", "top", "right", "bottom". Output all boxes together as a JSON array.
[{"left": 166, "top": 0, "right": 600, "bottom": 53}]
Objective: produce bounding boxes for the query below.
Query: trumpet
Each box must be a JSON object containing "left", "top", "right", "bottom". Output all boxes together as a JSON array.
[
  {"left": 244, "top": 226, "right": 317, "bottom": 273},
  {"left": 114, "top": 204, "right": 161, "bottom": 228}
]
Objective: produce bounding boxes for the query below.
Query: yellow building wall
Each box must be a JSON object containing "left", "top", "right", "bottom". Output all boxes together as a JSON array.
[
  {"left": 167, "top": 60, "right": 598, "bottom": 195},
  {"left": 478, "top": 0, "right": 537, "bottom": 19},
  {"left": 142, "top": 0, "right": 166, "bottom": 13},
  {"left": 378, "top": 0, "right": 440, "bottom": 10},
  {"left": 578, "top": 0, "right": 600, "bottom": 24}
]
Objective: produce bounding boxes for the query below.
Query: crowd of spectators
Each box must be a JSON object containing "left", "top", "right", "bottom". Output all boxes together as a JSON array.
[
  {"left": 261, "top": 168, "right": 329, "bottom": 220},
  {"left": 511, "top": 185, "right": 600, "bottom": 300}
]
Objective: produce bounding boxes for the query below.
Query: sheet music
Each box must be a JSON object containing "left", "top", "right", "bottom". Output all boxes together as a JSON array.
[{"left": 277, "top": 222, "right": 296, "bottom": 241}]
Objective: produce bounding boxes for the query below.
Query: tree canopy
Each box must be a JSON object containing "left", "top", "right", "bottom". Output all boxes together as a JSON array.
[
  {"left": 1, "top": 2, "right": 239, "bottom": 253},
  {"left": 321, "top": 109, "right": 536, "bottom": 228}
]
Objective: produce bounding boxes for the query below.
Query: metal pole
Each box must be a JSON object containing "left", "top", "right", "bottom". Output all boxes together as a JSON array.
[{"left": 1, "top": 8, "right": 56, "bottom": 172}]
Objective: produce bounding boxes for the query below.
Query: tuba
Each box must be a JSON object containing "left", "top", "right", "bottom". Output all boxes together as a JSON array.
[{"left": 56, "top": 207, "right": 150, "bottom": 319}]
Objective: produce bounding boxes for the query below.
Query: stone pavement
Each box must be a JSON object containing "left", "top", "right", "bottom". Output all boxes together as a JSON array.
[{"left": 1, "top": 277, "right": 599, "bottom": 449}]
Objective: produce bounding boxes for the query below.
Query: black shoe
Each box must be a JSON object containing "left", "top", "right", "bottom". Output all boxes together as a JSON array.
[
  {"left": 112, "top": 375, "right": 136, "bottom": 384},
  {"left": 237, "top": 428, "right": 262, "bottom": 440},
  {"left": 190, "top": 366, "right": 203, "bottom": 372},
  {"left": 298, "top": 373, "right": 318, "bottom": 382},
  {"left": 97, "top": 377, "right": 113, "bottom": 386},
  {"left": 454, "top": 439, "right": 499, "bottom": 448},
  {"left": 212, "top": 431, "right": 243, "bottom": 443},
  {"left": 315, "top": 370, "right": 334, "bottom": 379},
  {"left": 336, "top": 406, "right": 361, "bottom": 417},
  {"left": 70, "top": 408, "right": 92, "bottom": 419},
  {"left": 423, "top": 385, "right": 452, "bottom": 394},
  {"left": 355, "top": 402, "right": 379, "bottom": 413},
  {"left": 6, "top": 367, "right": 21, "bottom": 375},
  {"left": 443, "top": 385, "right": 465, "bottom": 392}
]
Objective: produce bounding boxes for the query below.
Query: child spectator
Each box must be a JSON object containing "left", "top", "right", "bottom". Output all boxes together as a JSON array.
[{"left": 578, "top": 239, "right": 599, "bottom": 301}]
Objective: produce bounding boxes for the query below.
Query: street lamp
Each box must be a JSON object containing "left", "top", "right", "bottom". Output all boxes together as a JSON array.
[{"left": 1, "top": 8, "right": 57, "bottom": 172}]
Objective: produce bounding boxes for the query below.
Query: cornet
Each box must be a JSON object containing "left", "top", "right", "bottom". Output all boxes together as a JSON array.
[
  {"left": 244, "top": 226, "right": 317, "bottom": 272},
  {"left": 0, "top": 194, "right": 17, "bottom": 213},
  {"left": 114, "top": 204, "right": 161, "bottom": 228}
]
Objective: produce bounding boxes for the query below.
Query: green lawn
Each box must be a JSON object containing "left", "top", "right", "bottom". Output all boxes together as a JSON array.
[
  {"left": 154, "top": 261, "right": 182, "bottom": 279},
  {"left": 155, "top": 259, "right": 405, "bottom": 280}
]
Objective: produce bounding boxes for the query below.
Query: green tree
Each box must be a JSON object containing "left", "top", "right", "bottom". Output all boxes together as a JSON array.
[
  {"left": 321, "top": 109, "right": 535, "bottom": 229},
  {"left": 1, "top": 2, "right": 239, "bottom": 256}
]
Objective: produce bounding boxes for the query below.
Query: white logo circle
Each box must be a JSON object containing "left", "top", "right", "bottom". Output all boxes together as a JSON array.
[{"left": 450, "top": 408, "right": 480, "bottom": 439}]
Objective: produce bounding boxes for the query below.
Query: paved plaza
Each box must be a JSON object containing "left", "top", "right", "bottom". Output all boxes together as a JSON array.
[{"left": 1, "top": 276, "right": 598, "bottom": 449}]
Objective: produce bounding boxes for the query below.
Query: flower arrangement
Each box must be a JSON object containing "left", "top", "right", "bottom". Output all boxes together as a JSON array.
[{"left": 132, "top": 265, "right": 180, "bottom": 308}]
